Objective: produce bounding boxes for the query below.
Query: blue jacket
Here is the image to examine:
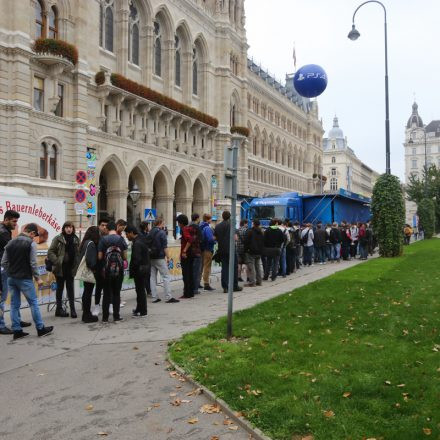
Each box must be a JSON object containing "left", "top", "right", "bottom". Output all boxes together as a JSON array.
[{"left": 200, "top": 222, "right": 215, "bottom": 252}]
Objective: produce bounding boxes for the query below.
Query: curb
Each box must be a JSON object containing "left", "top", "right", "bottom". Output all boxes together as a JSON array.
[{"left": 167, "top": 357, "right": 273, "bottom": 440}]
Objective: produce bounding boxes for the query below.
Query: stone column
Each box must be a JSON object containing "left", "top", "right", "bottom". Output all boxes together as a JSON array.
[
  {"left": 155, "top": 195, "right": 174, "bottom": 232},
  {"left": 107, "top": 190, "right": 127, "bottom": 221},
  {"left": 141, "top": 24, "right": 154, "bottom": 87},
  {"left": 116, "top": 0, "right": 129, "bottom": 76}
]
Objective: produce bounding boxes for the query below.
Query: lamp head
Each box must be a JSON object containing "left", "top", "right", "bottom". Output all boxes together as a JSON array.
[
  {"left": 348, "top": 24, "right": 360, "bottom": 41},
  {"left": 129, "top": 182, "right": 141, "bottom": 204}
]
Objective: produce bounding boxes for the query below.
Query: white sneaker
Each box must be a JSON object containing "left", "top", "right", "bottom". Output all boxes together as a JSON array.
[
  {"left": 92, "top": 304, "right": 101, "bottom": 316},
  {"left": 109, "top": 304, "right": 113, "bottom": 315},
  {"left": 120, "top": 301, "right": 126, "bottom": 308}
]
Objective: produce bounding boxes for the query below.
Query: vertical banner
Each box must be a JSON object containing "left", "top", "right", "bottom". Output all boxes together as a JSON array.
[{"left": 86, "top": 149, "right": 97, "bottom": 216}]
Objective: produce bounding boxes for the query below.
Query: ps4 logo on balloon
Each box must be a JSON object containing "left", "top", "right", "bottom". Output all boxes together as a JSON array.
[
  {"left": 293, "top": 64, "right": 328, "bottom": 98},
  {"left": 296, "top": 73, "right": 327, "bottom": 81}
]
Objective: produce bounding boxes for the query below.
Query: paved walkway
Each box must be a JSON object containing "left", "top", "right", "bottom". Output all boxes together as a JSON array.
[{"left": 0, "top": 258, "right": 370, "bottom": 440}]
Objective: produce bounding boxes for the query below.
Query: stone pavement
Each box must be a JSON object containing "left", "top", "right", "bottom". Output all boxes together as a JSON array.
[{"left": 0, "top": 258, "right": 369, "bottom": 440}]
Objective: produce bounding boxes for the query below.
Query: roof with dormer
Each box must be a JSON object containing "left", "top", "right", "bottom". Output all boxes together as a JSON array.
[{"left": 406, "top": 102, "right": 424, "bottom": 129}]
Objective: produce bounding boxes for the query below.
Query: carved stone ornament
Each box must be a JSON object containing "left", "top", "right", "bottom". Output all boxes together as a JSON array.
[
  {"left": 147, "top": 157, "right": 156, "bottom": 170},
  {"left": 189, "top": 166, "right": 195, "bottom": 177},
  {"left": 123, "top": 151, "right": 129, "bottom": 166},
  {"left": 170, "top": 162, "right": 177, "bottom": 175}
]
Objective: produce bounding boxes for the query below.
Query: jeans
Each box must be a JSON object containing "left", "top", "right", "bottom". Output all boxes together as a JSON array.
[
  {"left": 192, "top": 255, "right": 202, "bottom": 294},
  {"left": 150, "top": 259, "right": 172, "bottom": 300},
  {"left": 8, "top": 277, "right": 44, "bottom": 331},
  {"left": 303, "top": 246, "right": 313, "bottom": 266},
  {"left": 325, "top": 244, "right": 332, "bottom": 261},
  {"left": 359, "top": 243, "right": 368, "bottom": 259},
  {"left": 82, "top": 281, "right": 95, "bottom": 317},
  {"left": 247, "top": 254, "right": 262, "bottom": 285},
  {"left": 55, "top": 275, "right": 75, "bottom": 312},
  {"left": 134, "top": 274, "right": 147, "bottom": 314},
  {"left": 94, "top": 272, "right": 104, "bottom": 305},
  {"left": 220, "top": 254, "right": 238, "bottom": 289},
  {"left": 102, "top": 275, "right": 123, "bottom": 320},
  {"left": 316, "top": 246, "right": 326, "bottom": 263},
  {"left": 181, "top": 256, "right": 194, "bottom": 298},
  {"left": 286, "top": 247, "right": 295, "bottom": 274},
  {"left": 279, "top": 247, "right": 287, "bottom": 276},
  {"left": 264, "top": 255, "right": 280, "bottom": 280},
  {"left": 331, "top": 243, "right": 341, "bottom": 261}
]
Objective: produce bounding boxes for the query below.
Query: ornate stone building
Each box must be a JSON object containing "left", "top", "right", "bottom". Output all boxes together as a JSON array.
[
  {"left": 404, "top": 102, "right": 440, "bottom": 224},
  {"left": 0, "top": 0, "right": 323, "bottom": 230},
  {"left": 322, "top": 116, "right": 379, "bottom": 198}
]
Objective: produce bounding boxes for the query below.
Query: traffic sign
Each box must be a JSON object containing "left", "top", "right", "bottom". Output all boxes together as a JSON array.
[
  {"left": 144, "top": 209, "right": 157, "bottom": 222},
  {"left": 74, "top": 202, "right": 86, "bottom": 214},
  {"left": 75, "top": 170, "right": 87, "bottom": 185},
  {"left": 75, "top": 189, "right": 86, "bottom": 203}
]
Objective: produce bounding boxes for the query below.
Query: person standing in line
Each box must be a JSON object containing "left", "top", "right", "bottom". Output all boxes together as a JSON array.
[
  {"left": 236, "top": 219, "right": 249, "bottom": 283},
  {"left": 199, "top": 214, "right": 215, "bottom": 291},
  {"left": 301, "top": 223, "right": 315, "bottom": 266},
  {"left": 292, "top": 222, "right": 302, "bottom": 270},
  {"left": 325, "top": 223, "right": 332, "bottom": 262},
  {"left": 138, "top": 221, "right": 152, "bottom": 296},
  {"left": 125, "top": 225, "right": 149, "bottom": 317},
  {"left": 147, "top": 219, "right": 179, "bottom": 304},
  {"left": 188, "top": 213, "right": 202, "bottom": 294},
  {"left": 330, "top": 222, "right": 342, "bottom": 262},
  {"left": 1, "top": 223, "right": 53, "bottom": 339},
  {"left": 366, "top": 222, "right": 375, "bottom": 255},
  {"left": 263, "top": 219, "right": 284, "bottom": 281},
  {"left": 78, "top": 226, "right": 100, "bottom": 323},
  {"left": 48, "top": 221, "right": 80, "bottom": 318},
  {"left": 116, "top": 219, "right": 127, "bottom": 236},
  {"left": 244, "top": 219, "right": 264, "bottom": 287},
  {"left": 340, "top": 222, "right": 351, "bottom": 261},
  {"left": 0, "top": 210, "right": 30, "bottom": 335},
  {"left": 358, "top": 223, "right": 369, "bottom": 260},
  {"left": 213, "top": 211, "right": 242, "bottom": 293},
  {"left": 278, "top": 219, "right": 290, "bottom": 277},
  {"left": 313, "top": 223, "right": 327, "bottom": 264},
  {"left": 98, "top": 221, "right": 128, "bottom": 322},
  {"left": 285, "top": 221, "right": 296, "bottom": 275},
  {"left": 349, "top": 223, "right": 359, "bottom": 258},
  {"left": 177, "top": 214, "right": 195, "bottom": 298},
  {"left": 92, "top": 218, "right": 108, "bottom": 317}
]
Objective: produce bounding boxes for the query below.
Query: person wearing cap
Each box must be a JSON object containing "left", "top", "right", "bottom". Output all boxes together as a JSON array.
[{"left": 1, "top": 223, "right": 53, "bottom": 339}]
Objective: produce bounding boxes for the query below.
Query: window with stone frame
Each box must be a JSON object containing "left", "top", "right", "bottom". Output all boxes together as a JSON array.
[
  {"left": 330, "top": 177, "right": 338, "bottom": 191},
  {"left": 35, "top": 0, "right": 46, "bottom": 39},
  {"left": 100, "top": 0, "right": 114, "bottom": 52},
  {"left": 33, "top": 76, "right": 44, "bottom": 111},
  {"left": 48, "top": 5, "right": 58, "bottom": 39},
  {"left": 332, "top": 156, "right": 336, "bottom": 163},
  {"left": 175, "top": 35, "right": 181, "bottom": 87},
  {"left": 128, "top": 1, "right": 140, "bottom": 65},
  {"left": 54, "top": 83, "right": 64, "bottom": 117},
  {"left": 192, "top": 47, "right": 198, "bottom": 95},
  {"left": 154, "top": 21, "right": 162, "bottom": 77}
]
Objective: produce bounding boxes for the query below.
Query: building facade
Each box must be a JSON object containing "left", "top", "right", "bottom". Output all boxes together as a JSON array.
[
  {"left": 0, "top": 0, "right": 323, "bottom": 230},
  {"left": 404, "top": 102, "right": 440, "bottom": 224},
  {"left": 322, "top": 116, "right": 379, "bottom": 198}
]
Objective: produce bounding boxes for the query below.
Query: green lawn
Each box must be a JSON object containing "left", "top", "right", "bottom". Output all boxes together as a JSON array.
[{"left": 169, "top": 240, "right": 440, "bottom": 440}]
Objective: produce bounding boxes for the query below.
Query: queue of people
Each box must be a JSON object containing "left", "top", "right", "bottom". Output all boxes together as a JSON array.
[{"left": 0, "top": 207, "right": 377, "bottom": 339}]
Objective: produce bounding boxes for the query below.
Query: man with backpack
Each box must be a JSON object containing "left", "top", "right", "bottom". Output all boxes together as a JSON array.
[
  {"left": 329, "top": 222, "right": 342, "bottom": 262},
  {"left": 199, "top": 214, "right": 215, "bottom": 291},
  {"left": 301, "top": 223, "right": 314, "bottom": 266},
  {"left": 125, "top": 225, "right": 149, "bottom": 317},
  {"left": 244, "top": 219, "right": 264, "bottom": 287},
  {"left": 147, "top": 219, "right": 179, "bottom": 304},
  {"left": 313, "top": 223, "right": 327, "bottom": 264},
  {"left": 263, "top": 219, "right": 284, "bottom": 281},
  {"left": 97, "top": 221, "right": 128, "bottom": 322}
]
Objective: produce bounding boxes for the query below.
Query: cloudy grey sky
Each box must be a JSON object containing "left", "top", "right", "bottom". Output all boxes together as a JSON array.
[{"left": 245, "top": 0, "right": 440, "bottom": 180}]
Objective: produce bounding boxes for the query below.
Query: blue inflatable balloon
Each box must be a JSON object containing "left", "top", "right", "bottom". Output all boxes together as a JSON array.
[{"left": 293, "top": 64, "right": 328, "bottom": 98}]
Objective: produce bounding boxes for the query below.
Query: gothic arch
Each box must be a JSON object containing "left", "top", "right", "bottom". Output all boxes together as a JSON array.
[
  {"left": 192, "top": 173, "right": 209, "bottom": 215},
  {"left": 153, "top": 4, "right": 174, "bottom": 39},
  {"left": 128, "top": 160, "right": 152, "bottom": 192},
  {"left": 230, "top": 89, "right": 241, "bottom": 126}
]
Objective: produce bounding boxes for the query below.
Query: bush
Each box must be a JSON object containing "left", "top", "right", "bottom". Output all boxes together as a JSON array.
[
  {"left": 230, "top": 126, "right": 250, "bottom": 137},
  {"left": 371, "top": 173, "right": 405, "bottom": 257},
  {"left": 417, "top": 198, "right": 435, "bottom": 239},
  {"left": 94, "top": 71, "right": 219, "bottom": 128},
  {"left": 33, "top": 38, "right": 78, "bottom": 65}
]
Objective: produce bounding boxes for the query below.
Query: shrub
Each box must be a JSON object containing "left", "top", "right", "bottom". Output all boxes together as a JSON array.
[
  {"left": 33, "top": 38, "right": 78, "bottom": 65},
  {"left": 95, "top": 71, "right": 219, "bottom": 128},
  {"left": 371, "top": 173, "right": 405, "bottom": 257},
  {"left": 417, "top": 197, "right": 435, "bottom": 239},
  {"left": 230, "top": 126, "right": 250, "bottom": 137}
]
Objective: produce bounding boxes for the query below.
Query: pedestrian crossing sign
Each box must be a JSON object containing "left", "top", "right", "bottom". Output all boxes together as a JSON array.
[{"left": 144, "top": 208, "right": 157, "bottom": 222}]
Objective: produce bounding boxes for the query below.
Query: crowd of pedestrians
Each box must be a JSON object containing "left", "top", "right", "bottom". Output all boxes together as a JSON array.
[{"left": 0, "top": 207, "right": 378, "bottom": 339}]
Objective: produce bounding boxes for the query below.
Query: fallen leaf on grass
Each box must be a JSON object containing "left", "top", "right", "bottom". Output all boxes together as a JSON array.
[
  {"left": 187, "top": 417, "right": 198, "bottom": 424},
  {"left": 235, "top": 411, "right": 244, "bottom": 417},
  {"left": 301, "top": 436, "right": 314, "bottom": 440},
  {"left": 85, "top": 404, "right": 94, "bottom": 411},
  {"left": 342, "top": 392, "right": 351, "bottom": 398},
  {"left": 200, "top": 404, "right": 221, "bottom": 414},
  {"left": 282, "top": 340, "right": 288, "bottom": 345},
  {"left": 423, "top": 428, "right": 432, "bottom": 435},
  {"left": 384, "top": 381, "right": 392, "bottom": 386},
  {"left": 396, "top": 384, "right": 405, "bottom": 388},
  {"left": 169, "top": 371, "right": 179, "bottom": 378},
  {"left": 323, "top": 410, "right": 335, "bottom": 418}
]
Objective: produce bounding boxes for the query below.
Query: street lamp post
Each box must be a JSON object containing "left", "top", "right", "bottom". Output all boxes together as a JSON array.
[
  {"left": 129, "top": 182, "right": 141, "bottom": 226},
  {"left": 348, "top": 0, "right": 391, "bottom": 175}
]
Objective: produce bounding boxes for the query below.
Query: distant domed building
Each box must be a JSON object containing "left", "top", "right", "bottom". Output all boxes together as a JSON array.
[{"left": 322, "top": 116, "right": 379, "bottom": 197}]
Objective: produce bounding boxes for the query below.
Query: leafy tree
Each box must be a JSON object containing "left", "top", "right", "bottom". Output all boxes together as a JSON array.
[
  {"left": 371, "top": 174, "right": 405, "bottom": 257},
  {"left": 417, "top": 198, "right": 435, "bottom": 238}
]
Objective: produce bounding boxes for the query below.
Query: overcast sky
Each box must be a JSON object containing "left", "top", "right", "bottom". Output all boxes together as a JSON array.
[{"left": 245, "top": 0, "right": 440, "bottom": 181}]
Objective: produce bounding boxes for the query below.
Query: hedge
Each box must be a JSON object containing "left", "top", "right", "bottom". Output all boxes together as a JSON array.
[
  {"left": 33, "top": 38, "right": 78, "bottom": 65},
  {"left": 95, "top": 71, "right": 218, "bottom": 128},
  {"left": 230, "top": 126, "right": 250, "bottom": 137}
]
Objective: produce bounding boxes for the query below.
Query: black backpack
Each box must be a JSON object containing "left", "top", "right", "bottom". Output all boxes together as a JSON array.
[
  {"left": 301, "top": 229, "right": 310, "bottom": 246},
  {"left": 103, "top": 245, "right": 123, "bottom": 279},
  {"left": 145, "top": 228, "right": 160, "bottom": 259}
]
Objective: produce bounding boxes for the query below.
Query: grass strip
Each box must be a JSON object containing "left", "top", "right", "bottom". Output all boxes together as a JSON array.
[{"left": 169, "top": 239, "right": 440, "bottom": 440}]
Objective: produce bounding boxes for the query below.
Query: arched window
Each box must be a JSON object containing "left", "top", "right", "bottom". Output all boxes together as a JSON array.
[
  {"left": 230, "top": 104, "right": 236, "bottom": 127},
  {"left": 192, "top": 48, "right": 198, "bottom": 95},
  {"left": 330, "top": 177, "right": 338, "bottom": 191},
  {"left": 40, "top": 143, "right": 47, "bottom": 178},
  {"left": 35, "top": 0, "right": 46, "bottom": 39},
  {"left": 332, "top": 156, "right": 336, "bottom": 163},
  {"left": 175, "top": 35, "right": 181, "bottom": 87},
  {"left": 48, "top": 6, "right": 58, "bottom": 39},
  {"left": 128, "top": 1, "right": 139, "bottom": 65},
  {"left": 49, "top": 145, "right": 57, "bottom": 179},
  {"left": 100, "top": 0, "right": 114, "bottom": 52},
  {"left": 154, "top": 21, "right": 162, "bottom": 77}
]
